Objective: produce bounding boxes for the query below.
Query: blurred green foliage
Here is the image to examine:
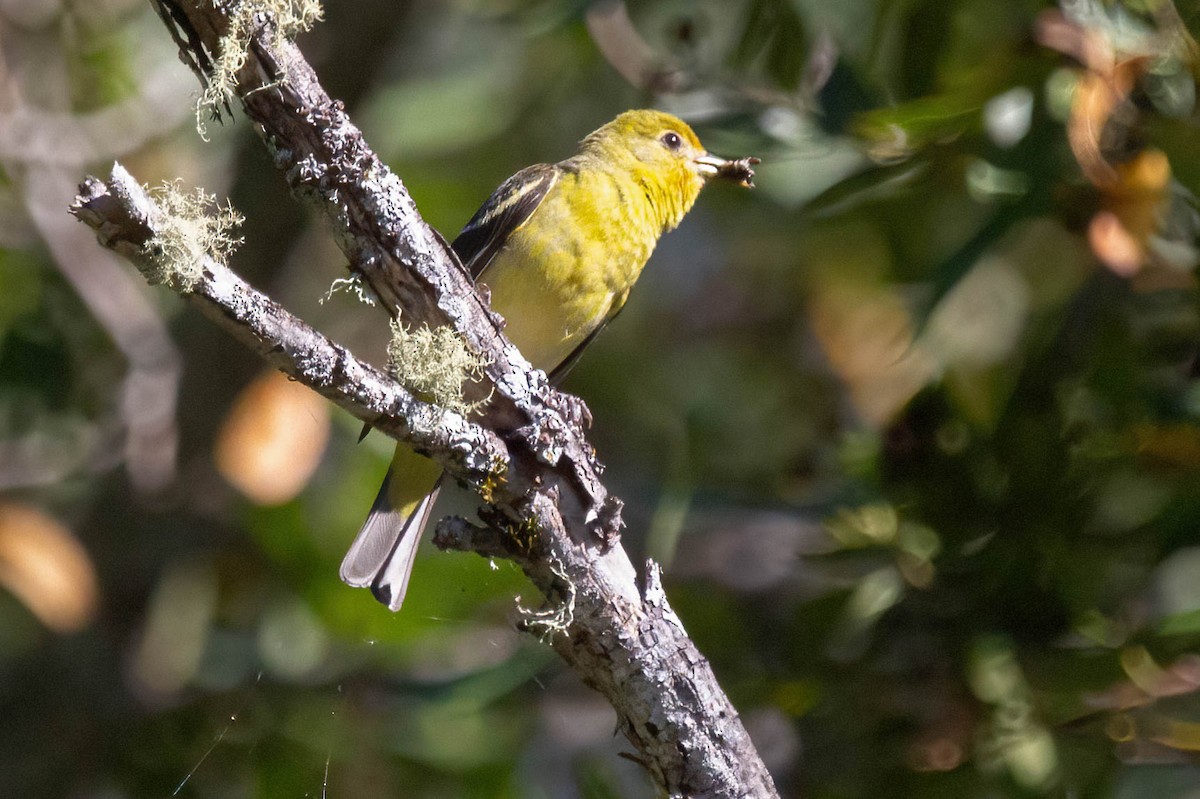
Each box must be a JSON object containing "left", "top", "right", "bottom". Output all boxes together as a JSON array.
[{"left": 2, "top": 0, "right": 1200, "bottom": 797}]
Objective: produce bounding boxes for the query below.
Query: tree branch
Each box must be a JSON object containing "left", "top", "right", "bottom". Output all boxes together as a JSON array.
[
  {"left": 71, "top": 167, "right": 508, "bottom": 488},
  {"left": 69, "top": 2, "right": 782, "bottom": 795}
]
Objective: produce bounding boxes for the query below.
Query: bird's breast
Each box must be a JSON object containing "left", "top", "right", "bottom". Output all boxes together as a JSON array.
[{"left": 480, "top": 170, "right": 658, "bottom": 371}]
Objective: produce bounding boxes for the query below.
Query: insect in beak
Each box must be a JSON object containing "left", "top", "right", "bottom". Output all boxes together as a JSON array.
[{"left": 694, "top": 153, "right": 761, "bottom": 188}]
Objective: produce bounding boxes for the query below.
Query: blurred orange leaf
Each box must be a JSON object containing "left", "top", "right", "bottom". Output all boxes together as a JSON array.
[
  {"left": 1037, "top": 10, "right": 1185, "bottom": 276},
  {"left": 1088, "top": 149, "right": 1173, "bottom": 276},
  {"left": 215, "top": 369, "right": 331, "bottom": 505},
  {"left": 808, "top": 284, "right": 934, "bottom": 427},
  {"left": 0, "top": 502, "right": 98, "bottom": 632}
]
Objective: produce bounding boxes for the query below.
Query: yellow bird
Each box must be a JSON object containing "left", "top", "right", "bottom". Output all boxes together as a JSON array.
[{"left": 342, "top": 109, "right": 757, "bottom": 610}]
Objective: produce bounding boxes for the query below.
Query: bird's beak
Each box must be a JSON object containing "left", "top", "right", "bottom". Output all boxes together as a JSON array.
[
  {"left": 694, "top": 153, "right": 760, "bottom": 188},
  {"left": 694, "top": 154, "right": 727, "bottom": 178}
]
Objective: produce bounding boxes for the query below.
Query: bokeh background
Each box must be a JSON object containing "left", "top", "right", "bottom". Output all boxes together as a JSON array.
[{"left": 3, "top": 0, "right": 1200, "bottom": 796}]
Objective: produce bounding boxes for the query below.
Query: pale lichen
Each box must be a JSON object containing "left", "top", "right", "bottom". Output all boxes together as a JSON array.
[
  {"left": 197, "top": 0, "right": 324, "bottom": 137},
  {"left": 386, "top": 316, "right": 490, "bottom": 415},
  {"left": 143, "top": 181, "right": 244, "bottom": 293},
  {"left": 319, "top": 274, "right": 377, "bottom": 307},
  {"left": 517, "top": 556, "right": 576, "bottom": 642}
]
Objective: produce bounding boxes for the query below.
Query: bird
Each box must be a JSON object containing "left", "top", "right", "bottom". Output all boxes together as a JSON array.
[{"left": 341, "top": 109, "right": 757, "bottom": 610}]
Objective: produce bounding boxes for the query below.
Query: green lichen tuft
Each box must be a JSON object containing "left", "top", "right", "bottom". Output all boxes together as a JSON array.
[
  {"left": 143, "top": 181, "right": 244, "bottom": 293},
  {"left": 197, "top": 0, "right": 324, "bottom": 137},
  {"left": 506, "top": 512, "right": 542, "bottom": 557},
  {"left": 477, "top": 455, "right": 509, "bottom": 504},
  {"left": 386, "top": 316, "right": 490, "bottom": 415}
]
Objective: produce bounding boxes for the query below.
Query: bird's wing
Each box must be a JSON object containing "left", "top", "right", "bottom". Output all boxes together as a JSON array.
[
  {"left": 452, "top": 163, "right": 560, "bottom": 278},
  {"left": 548, "top": 301, "right": 627, "bottom": 384}
]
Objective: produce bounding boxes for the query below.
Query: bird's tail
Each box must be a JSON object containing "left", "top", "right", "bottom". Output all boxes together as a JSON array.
[{"left": 340, "top": 445, "right": 443, "bottom": 611}]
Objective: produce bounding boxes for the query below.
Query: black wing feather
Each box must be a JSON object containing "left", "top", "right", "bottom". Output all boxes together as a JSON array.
[{"left": 452, "top": 163, "right": 559, "bottom": 279}]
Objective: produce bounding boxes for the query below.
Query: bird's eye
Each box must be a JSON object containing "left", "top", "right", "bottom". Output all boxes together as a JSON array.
[{"left": 660, "top": 131, "right": 683, "bottom": 150}]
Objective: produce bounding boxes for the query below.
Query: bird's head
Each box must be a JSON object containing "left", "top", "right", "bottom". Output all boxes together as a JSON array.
[
  {"left": 578, "top": 110, "right": 758, "bottom": 231},
  {"left": 583, "top": 110, "right": 756, "bottom": 186}
]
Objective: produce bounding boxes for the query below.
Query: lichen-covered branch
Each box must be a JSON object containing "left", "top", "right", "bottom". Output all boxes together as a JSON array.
[
  {"left": 71, "top": 2, "right": 783, "bottom": 795},
  {"left": 70, "top": 166, "right": 508, "bottom": 489}
]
